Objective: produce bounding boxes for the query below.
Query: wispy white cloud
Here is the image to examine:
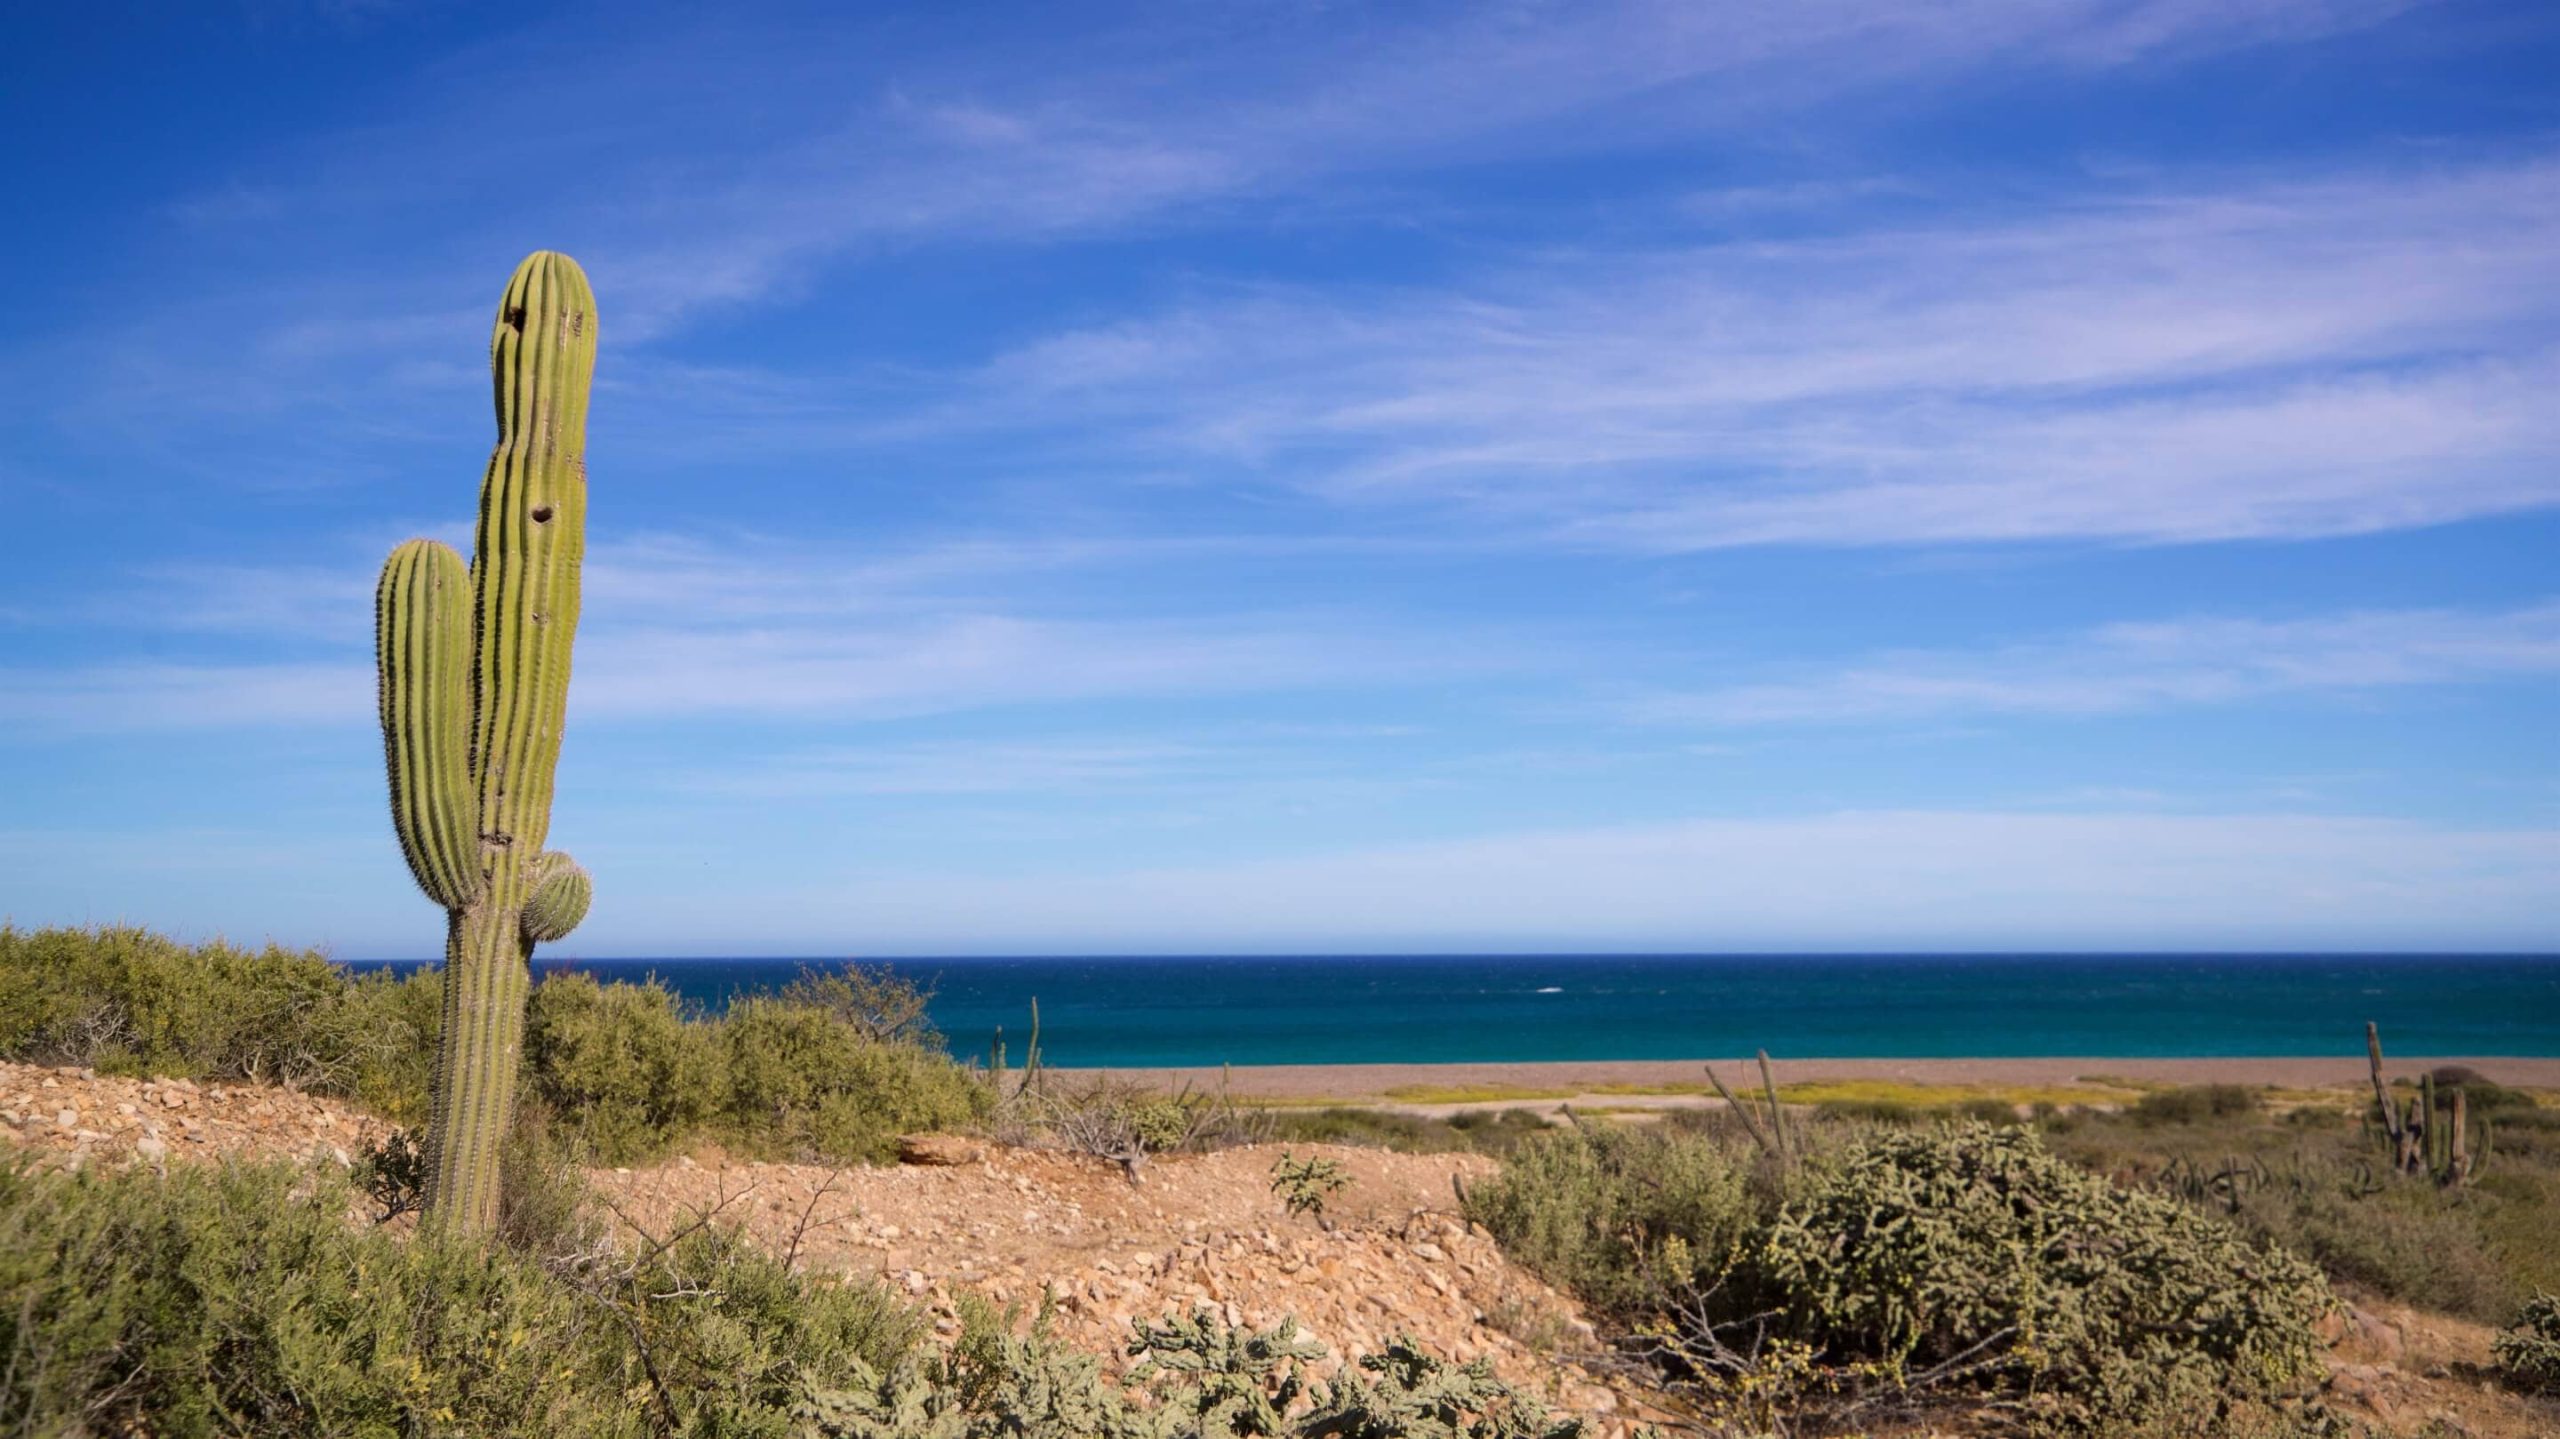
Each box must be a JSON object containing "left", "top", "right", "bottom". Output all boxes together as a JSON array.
[
  {"left": 679, "top": 738, "right": 1228, "bottom": 798},
  {"left": 618, "top": 0, "right": 2423, "bottom": 331},
  {"left": 85, "top": 0, "right": 2433, "bottom": 366},
  {"left": 0, "top": 534, "right": 1521, "bottom": 731},
  {"left": 1626, "top": 601, "right": 2560, "bottom": 725},
  {"left": 660, "top": 808, "right": 2559, "bottom": 952},
  {"left": 19, "top": 1, "right": 2497, "bottom": 558},
  {"left": 0, "top": 661, "right": 373, "bottom": 730},
  {"left": 955, "top": 155, "right": 2560, "bottom": 547},
  {"left": 571, "top": 609, "right": 1477, "bottom": 723}
]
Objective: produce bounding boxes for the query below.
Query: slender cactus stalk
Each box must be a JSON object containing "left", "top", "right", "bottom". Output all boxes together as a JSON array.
[
  {"left": 2365, "top": 1022, "right": 2402, "bottom": 1150},
  {"left": 376, "top": 251, "right": 599, "bottom": 1232},
  {"left": 1757, "top": 1048, "right": 1791, "bottom": 1162},
  {"left": 1705, "top": 1061, "right": 1777, "bottom": 1157},
  {"left": 2450, "top": 1087, "right": 2471, "bottom": 1186}
]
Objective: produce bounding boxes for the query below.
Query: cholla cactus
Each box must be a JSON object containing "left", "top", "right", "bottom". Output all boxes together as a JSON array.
[
  {"left": 2495, "top": 1292, "right": 2560, "bottom": 1394},
  {"left": 797, "top": 1304, "right": 1585, "bottom": 1439},
  {"left": 1268, "top": 1151, "right": 1349, "bottom": 1219},
  {"left": 376, "top": 251, "right": 597, "bottom": 1231}
]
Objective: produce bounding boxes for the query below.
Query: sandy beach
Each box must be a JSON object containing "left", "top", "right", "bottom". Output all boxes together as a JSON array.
[{"left": 1087, "top": 1055, "right": 2560, "bottom": 1110}]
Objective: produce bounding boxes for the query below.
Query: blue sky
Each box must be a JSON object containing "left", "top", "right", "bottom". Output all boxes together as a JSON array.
[{"left": 2, "top": 0, "right": 2555, "bottom": 956}]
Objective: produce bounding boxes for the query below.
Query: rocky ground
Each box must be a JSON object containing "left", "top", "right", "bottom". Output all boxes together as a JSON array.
[
  {"left": 0, "top": 1059, "right": 391, "bottom": 1167},
  {"left": 4, "top": 1059, "right": 2553, "bottom": 1438},
  {"left": 593, "top": 1142, "right": 1639, "bottom": 1425}
]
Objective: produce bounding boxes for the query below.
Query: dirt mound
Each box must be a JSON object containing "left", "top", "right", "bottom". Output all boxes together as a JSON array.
[
  {"left": 0, "top": 1061, "right": 1644, "bottom": 1430},
  {"left": 595, "top": 1143, "right": 1640, "bottom": 1425}
]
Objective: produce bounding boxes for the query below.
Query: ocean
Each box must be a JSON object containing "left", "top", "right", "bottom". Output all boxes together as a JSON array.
[{"left": 342, "top": 953, "right": 2560, "bottom": 1068}]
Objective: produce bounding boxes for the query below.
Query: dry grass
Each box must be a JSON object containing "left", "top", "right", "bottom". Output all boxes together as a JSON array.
[{"left": 1774, "top": 1077, "right": 2141, "bottom": 1110}]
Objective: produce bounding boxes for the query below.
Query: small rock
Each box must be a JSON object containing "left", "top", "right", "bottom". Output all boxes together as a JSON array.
[
  {"left": 899, "top": 1134, "right": 986, "bottom": 1166},
  {"left": 2348, "top": 1306, "right": 2405, "bottom": 1362},
  {"left": 134, "top": 1135, "right": 167, "bottom": 1160}
]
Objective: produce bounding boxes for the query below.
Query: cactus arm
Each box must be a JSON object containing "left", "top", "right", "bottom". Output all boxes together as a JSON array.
[
  {"left": 377, "top": 539, "right": 483, "bottom": 909},
  {"left": 522, "top": 850, "right": 593, "bottom": 943}
]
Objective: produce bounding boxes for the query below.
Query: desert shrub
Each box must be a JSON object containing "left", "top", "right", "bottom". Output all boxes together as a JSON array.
[
  {"left": 356, "top": 1127, "right": 428, "bottom": 1222},
  {"left": 2132, "top": 1084, "right": 2265, "bottom": 1126},
  {"left": 779, "top": 963, "right": 940, "bottom": 1046},
  {"left": 0, "top": 1154, "right": 920, "bottom": 1438},
  {"left": 2424, "top": 1071, "right": 2540, "bottom": 1114},
  {"left": 1806, "top": 1096, "right": 1923, "bottom": 1126},
  {"left": 722, "top": 995, "right": 990, "bottom": 1163},
  {"left": 334, "top": 963, "right": 445, "bottom": 1118},
  {"left": 525, "top": 971, "right": 726, "bottom": 1163},
  {"left": 1461, "top": 1123, "right": 1758, "bottom": 1314},
  {"left": 1271, "top": 1107, "right": 1462, "bottom": 1152},
  {"left": 3, "top": 927, "right": 994, "bottom": 1168},
  {"left": 2227, "top": 1171, "right": 2514, "bottom": 1322},
  {"left": 2039, "top": 1095, "right": 2560, "bottom": 1324},
  {"left": 1952, "top": 1097, "right": 2023, "bottom": 1124},
  {"left": 1259, "top": 1105, "right": 1546, "bottom": 1156},
  {"left": 1034, "top": 1076, "right": 1265, "bottom": 1174},
  {"left": 0, "top": 924, "right": 441, "bottom": 1101},
  {"left": 1443, "top": 1107, "right": 1555, "bottom": 1152},
  {"left": 1269, "top": 1152, "right": 1350, "bottom": 1219},
  {"left": 1759, "top": 1123, "right": 2333, "bottom": 1432},
  {"left": 2494, "top": 1292, "right": 2560, "bottom": 1394},
  {"left": 799, "top": 1300, "right": 1581, "bottom": 1439}
]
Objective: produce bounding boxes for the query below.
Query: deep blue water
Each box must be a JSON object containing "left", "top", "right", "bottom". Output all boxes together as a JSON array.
[{"left": 341, "top": 953, "right": 2560, "bottom": 1068}]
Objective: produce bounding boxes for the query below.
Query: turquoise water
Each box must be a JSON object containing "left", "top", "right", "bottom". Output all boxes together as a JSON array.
[{"left": 345, "top": 953, "right": 2560, "bottom": 1068}]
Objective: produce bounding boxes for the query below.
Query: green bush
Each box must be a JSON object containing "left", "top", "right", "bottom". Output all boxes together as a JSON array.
[
  {"left": 722, "top": 996, "right": 989, "bottom": 1163},
  {"left": 2495, "top": 1291, "right": 2560, "bottom": 1394},
  {"left": 1461, "top": 1123, "right": 1758, "bottom": 1314},
  {"left": 2132, "top": 1084, "right": 2265, "bottom": 1126},
  {"left": 2037, "top": 1094, "right": 2560, "bottom": 1324},
  {"left": 0, "top": 1155, "right": 920, "bottom": 1438},
  {"left": 0, "top": 1149, "right": 1571, "bottom": 1438},
  {"left": 2227, "top": 1171, "right": 2514, "bottom": 1322},
  {"left": 1, "top": 926, "right": 993, "bottom": 1168},
  {"left": 800, "top": 1300, "right": 1583, "bottom": 1439},
  {"left": 1760, "top": 1123, "right": 2333, "bottom": 1432},
  {"left": 525, "top": 971, "right": 725, "bottom": 1163},
  {"left": 0, "top": 924, "right": 441, "bottom": 1109},
  {"left": 2427, "top": 1072, "right": 2541, "bottom": 1114}
]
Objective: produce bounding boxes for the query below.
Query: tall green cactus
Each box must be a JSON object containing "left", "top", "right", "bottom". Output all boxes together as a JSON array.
[{"left": 376, "top": 250, "right": 598, "bottom": 1231}]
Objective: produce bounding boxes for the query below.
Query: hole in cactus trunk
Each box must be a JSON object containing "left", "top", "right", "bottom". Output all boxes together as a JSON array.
[
  {"left": 503, "top": 305, "right": 526, "bottom": 331},
  {"left": 530, "top": 505, "right": 554, "bottom": 523}
]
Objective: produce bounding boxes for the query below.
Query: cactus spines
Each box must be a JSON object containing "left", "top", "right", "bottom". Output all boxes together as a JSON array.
[
  {"left": 522, "top": 851, "right": 593, "bottom": 943},
  {"left": 374, "top": 250, "right": 598, "bottom": 1232},
  {"left": 377, "top": 539, "right": 481, "bottom": 910}
]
